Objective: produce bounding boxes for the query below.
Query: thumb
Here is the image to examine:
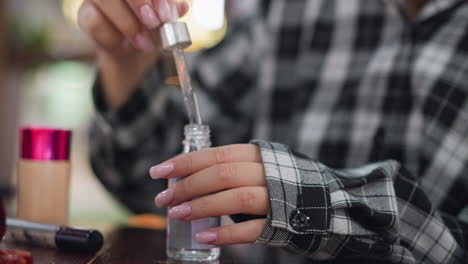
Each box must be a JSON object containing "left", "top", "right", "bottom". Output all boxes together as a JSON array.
[{"left": 176, "top": 1, "right": 189, "bottom": 17}]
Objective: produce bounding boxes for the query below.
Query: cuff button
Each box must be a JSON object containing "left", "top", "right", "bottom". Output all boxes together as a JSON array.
[{"left": 290, "top": 209, "right": 310, "bottom": 232}]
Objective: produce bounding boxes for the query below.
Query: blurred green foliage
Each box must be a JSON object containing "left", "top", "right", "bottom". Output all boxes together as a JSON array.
[{"left": 8, "top": 17, "right": 49, "bottom": 52}]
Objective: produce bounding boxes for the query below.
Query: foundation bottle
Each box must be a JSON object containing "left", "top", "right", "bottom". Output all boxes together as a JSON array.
[{"left": 17, "top": 127, "right": 72, "bottom": 225}]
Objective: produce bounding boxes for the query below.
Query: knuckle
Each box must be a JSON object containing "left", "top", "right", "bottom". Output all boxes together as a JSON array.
[
  {"left": 184, "top": 155, "right": 194, "bottom": 172},
  {"left": 119, "top": 20, "right": 139, "bottom": 37},
  {"left": 218, "top": 227, "right": 235, "bottom": 244},
  {"left": 173, "top": 181, "right": 186, "bottom": 201},
  {"left": 195, "top": 200, "right": 211, "bottom": 217},
  {"left": 255, "top": 163, "right": 265, "bottom": 175},
  {"left": 78, "top": 2, "right": 99, "bottom": 32},
  {"left": 177, "top": 176, "right": 194, "bottom": 199},
  {"left": 253, "top": 163, "right": 266, "bottom": 182},
  {"left": 212, "top": 147, "right": 230, "bottom": 164},
  {"left": 238, "top": 189, "right": 258, "bottom": 209},
  {"left": 92, "top": 0, "right": 139, "bottom": 37},
  {"left": 216, "top": 164, "right": 237, "bottom": 184}
]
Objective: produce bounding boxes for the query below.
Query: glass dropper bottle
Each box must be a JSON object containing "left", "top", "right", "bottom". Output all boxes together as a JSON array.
[
  {"left": 166, "top": 124, "right": 220, "bottom": 262},
  {"left": 159, "top": 4, "right": 220, "bottom": 262}
]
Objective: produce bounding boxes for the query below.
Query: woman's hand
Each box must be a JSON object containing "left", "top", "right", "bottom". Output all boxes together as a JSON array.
[
  {"left": 149, "top": 144, "right": 268, "bottom": 246},
  {"left": 78, "top": 0, "right": 188, "bottom": 109}
]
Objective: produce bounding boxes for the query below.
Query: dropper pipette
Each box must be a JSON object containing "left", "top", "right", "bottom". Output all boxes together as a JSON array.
[
  {"left": 173, "top": 46, "right": 203, "bottom": 125},
  {"left": 160, "top": 4, "right": 203, "bottom": 125}
]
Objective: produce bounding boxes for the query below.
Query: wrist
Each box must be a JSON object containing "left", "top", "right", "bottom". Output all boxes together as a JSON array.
[{"left": 97, "top": 50, "right": 160, "bottom": 109}]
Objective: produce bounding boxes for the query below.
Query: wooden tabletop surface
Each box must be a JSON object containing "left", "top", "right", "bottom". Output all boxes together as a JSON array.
[
  {"left": 0, "top": 227, "right": 383, "bottom": 263},
  {"left": 0, "top": 227, "right": 308, "bottom": 264}
]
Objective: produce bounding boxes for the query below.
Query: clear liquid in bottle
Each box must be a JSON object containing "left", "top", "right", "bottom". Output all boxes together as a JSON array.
[{"left": 166, "top": 124, "right": 221, "bottom": 262}]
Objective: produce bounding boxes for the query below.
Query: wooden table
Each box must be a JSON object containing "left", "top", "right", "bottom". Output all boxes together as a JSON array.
[{"left": 0, "top": 227, "right": 382, "bottom": 263}]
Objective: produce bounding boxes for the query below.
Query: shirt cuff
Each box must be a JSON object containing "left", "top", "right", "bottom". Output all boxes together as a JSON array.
[{"left": 251, "top": 140, "right": 331, "bottom": 245}]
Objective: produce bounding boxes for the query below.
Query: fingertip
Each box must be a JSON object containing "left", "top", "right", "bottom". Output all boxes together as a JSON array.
[
  {"left": 140, "top": 4, "right": 161, "bottom": 29},
  {"left": 177, "top": 1, "right": 189, "bottom": 17},
  {"left": 154, "top": 0, "right": 172, "bottom": 22},
  {"left": 154, "top": 188, "right": 175, "bottom": 208},
  {"left": 206, "top": 219, "right": 266, "bottom": 246},
  {"left": 149, "top": 162, "right": 175, "bottom": 179},
  {"left": 168, "top": 203, "right": 192, "bottom": 220},
  {"left": 77, "top": 1, "right": 94, "bottom": 26},
  {"left": 78, "top": 1, "right": 101, "bottom": 33},
  {"left": 154, "top": 195, "right": 159, "bottom": 208},
  {"left": 195, "top": 231, "right": 217, "bottom": 244}
]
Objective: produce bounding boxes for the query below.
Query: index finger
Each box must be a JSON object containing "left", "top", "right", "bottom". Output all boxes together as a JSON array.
[
  {"left": 125, "top": 0, "right": 162, "bottom": 29},
  {"left": 127, "top": 0, "right": 188, "bottom": 29},
  {"left": 150, "top": 144, "right": 262, "bottom": 179}
]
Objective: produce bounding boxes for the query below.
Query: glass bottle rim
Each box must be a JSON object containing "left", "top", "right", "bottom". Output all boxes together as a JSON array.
[{"left": 184, "top": 124, "right": 210, "bottom": 136}]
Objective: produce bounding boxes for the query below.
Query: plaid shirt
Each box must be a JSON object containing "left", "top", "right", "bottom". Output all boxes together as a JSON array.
[{"left": 89, "top": 0, "right": 468, "bottom": 262}]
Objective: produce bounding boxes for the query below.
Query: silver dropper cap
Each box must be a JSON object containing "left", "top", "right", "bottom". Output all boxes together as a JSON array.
[{"left": 160, "top": 3, "right": 192, "bottom": 51}]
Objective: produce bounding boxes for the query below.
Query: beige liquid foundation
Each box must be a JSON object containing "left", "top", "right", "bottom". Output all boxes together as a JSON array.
[{"left": 17, "top": 127, "right": 72, "bottom": 226}]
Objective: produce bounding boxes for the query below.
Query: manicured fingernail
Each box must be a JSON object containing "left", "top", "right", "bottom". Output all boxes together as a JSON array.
[
  {"left": 196, "top": 232, "right": 217, "bottom": 244},
  {"left": 158, "top": 0, "right": 172, "bottom": 22},
  {"left": 168, "top": 203, "right": 191, "bottom": 220},
  {"left": 134, "top": 33, "right": 155, "bottom": 53},
  {"left": 140, "top": 4, "right": 160, "bottom": 28},
  {"left": 155, "top": 188, "right": 175, "bottom": 208},
  {"left": 177, "top": 2, "right": 189, "bottom": 16},
  {"left": 150, "top": 162, "right": 174, "bottom": 179}
]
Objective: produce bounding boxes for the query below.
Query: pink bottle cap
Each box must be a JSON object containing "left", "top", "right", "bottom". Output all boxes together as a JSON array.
[{"left": 20, "top": 127, "right": 72, "bottom": 161}]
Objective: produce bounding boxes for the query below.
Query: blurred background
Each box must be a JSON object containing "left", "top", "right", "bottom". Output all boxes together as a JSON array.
[{"left": 0, "top": 0, "right": 257, "bottom": 229}]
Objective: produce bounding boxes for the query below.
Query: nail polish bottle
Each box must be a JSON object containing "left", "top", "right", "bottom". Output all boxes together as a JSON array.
[
  {"left": 17, "top": 127, "right": 72, "bottom": 226},
  {"left": 167, "top": 124, "right": 221, "bottom": 262}
]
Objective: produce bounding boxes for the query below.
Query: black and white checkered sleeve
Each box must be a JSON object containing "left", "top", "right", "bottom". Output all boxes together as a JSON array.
[
  {"left": 89, "top": 63, "right": 188, "bottom": 214},
  {"left": 252, "top": 140, "right": 466, "bottom": 263}
]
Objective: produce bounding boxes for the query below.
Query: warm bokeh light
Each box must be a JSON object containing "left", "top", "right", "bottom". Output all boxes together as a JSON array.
[
  {"left": 181, "top": 0, "right": 227, "bottom": 52},
  {"left": 192, "top": 0, "right": 225, "bottom": 31},
  {"left": 62, "top": 0, "right": 83, "bottom": 27}
]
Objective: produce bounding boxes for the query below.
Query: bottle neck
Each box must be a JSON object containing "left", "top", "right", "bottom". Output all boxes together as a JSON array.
[{"left": 183, "top": 124, "right": 211, "bottom": 153}]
